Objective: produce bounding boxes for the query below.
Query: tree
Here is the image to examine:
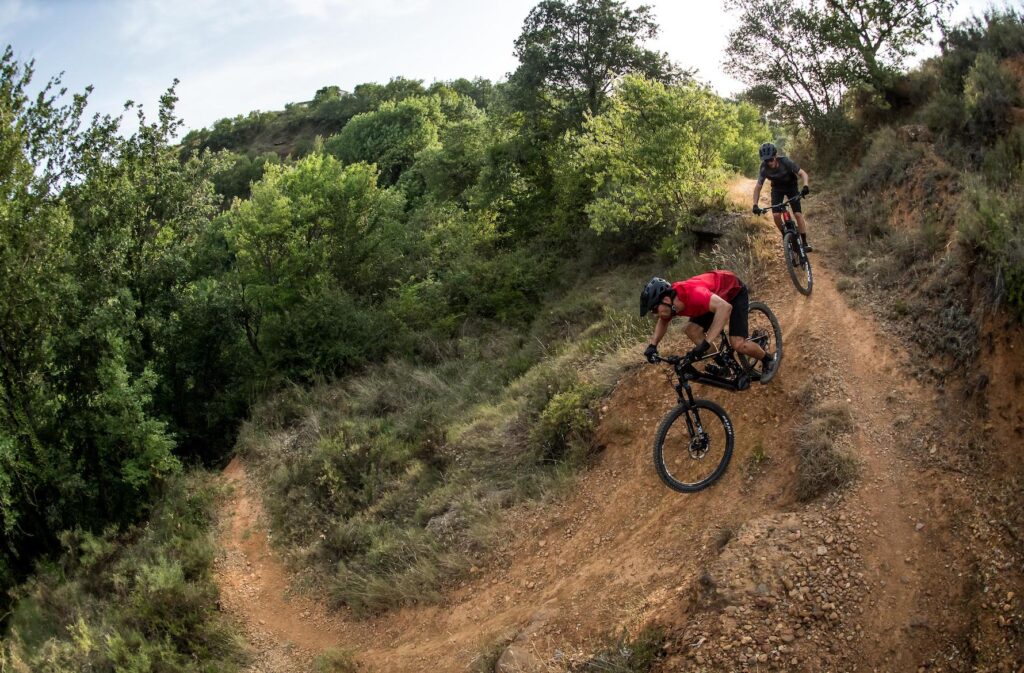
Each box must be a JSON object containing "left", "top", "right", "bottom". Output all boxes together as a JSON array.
[
  {"left": 0, "top": 52, "right": 192, "bottom": 596},
  {"left": 220, "top": 155, "right": 407, "bottom": 378},
  {"left": 510, "top": 0, "right": 681, "bottom": 127},
  {"left": 725, "top": 0, "right": 952, "bottom": 126},
  {"left": 825, "top": 0, "right": 954, "bottom": 90},
  {"left": 725, "top": 0, "right": 851, "bottom": 127},
  {"left": 573, "top": 76, "right": 759, "bottom": 245},
  {"left": 324, "top": 96, "right": 443, "bottom": 185}
]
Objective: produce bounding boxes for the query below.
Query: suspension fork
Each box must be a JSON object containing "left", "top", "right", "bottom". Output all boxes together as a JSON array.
[{"left": 675, "top": 380, "right": 704, "bottom": 437}]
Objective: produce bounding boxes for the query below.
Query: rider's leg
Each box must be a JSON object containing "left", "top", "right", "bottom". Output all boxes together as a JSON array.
[
  {"left": 730, "top": 335, "right": 766, "bottom": 360},
  {"left": 794, "top": 211, "right": 808, "bottom": 235},
  {"left": 685, "top": 322, "right": 706, "bottom": 346},
  {"left": 727, "top": 289, "right": 768, "bottom": 362},
  {"left": 771, "top": 212, "right": 784, "bottom": 234}
]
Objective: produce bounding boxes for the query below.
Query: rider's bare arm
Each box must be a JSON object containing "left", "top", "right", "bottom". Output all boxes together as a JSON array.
[
  {"left": 649, "top": 315, "right": 670, "bottom": 347},
  {"left": 798, "top": 168, "right": 809, "bottom": 188},
  {"left": 704, "top": 294, "right": 731, "bottom": 346},
  {"left": 752, "top": 182, "right": 763, "bottom": 207}
]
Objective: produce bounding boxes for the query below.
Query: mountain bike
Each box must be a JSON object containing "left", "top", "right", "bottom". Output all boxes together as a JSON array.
[
  {"left": 648, "top": 301, "right": 782, "bottom": 492},
  {"left": 755, "top": 195, "right": 813, "bottom": 295}
]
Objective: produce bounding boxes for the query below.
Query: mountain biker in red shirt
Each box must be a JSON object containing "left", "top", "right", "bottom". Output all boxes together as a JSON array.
[
  {"left": 640, "top": 271, "right": 777, "bottom": 383},
  {"left": 752, "top": 142, "right": 812, "bottom": 252}
]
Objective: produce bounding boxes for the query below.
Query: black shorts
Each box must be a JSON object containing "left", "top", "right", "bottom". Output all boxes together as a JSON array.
[
  {"left": 689, "top": 285, "right": 750, "bottom": 339},
  {"left": 770, "top": 181, "right": 802, "bottom": 213}
]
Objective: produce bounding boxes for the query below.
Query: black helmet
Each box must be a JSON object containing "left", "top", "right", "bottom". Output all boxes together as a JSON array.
[
  {"left": 759, "top": 142, "right": 777, "bottom": 161},
  {"left": 640, "top": 277, "right": 672, "bottom": 316}
]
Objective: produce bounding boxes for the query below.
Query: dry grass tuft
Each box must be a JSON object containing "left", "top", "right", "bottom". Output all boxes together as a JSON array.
[{"left": 795, "top": 400, "right": 858, "bottom": 501}]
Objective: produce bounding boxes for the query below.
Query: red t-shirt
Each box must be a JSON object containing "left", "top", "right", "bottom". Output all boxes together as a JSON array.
[{"left": 671, "top": 271, "right": 742, "bottom": 318}]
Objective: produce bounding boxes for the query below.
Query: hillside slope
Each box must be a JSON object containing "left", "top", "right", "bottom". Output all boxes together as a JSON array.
[{"left": 213, "top": 184, "right": 1024, "bottom": 672}]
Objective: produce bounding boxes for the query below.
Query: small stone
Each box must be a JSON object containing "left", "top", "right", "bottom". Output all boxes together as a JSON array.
[
  {"left": 915, "top": 523, "right": 925, "bottom": 531},
  {"left": 817, "top": 546, "right": 828, "bottom": 556}
]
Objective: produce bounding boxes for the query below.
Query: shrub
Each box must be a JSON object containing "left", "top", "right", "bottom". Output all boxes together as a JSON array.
[
  {"left": 530, "top": 383, "right": 602, "bottom": 464},
  {"left": 958, "top": 179, "right": 1024, "bottom": 318},
  {"left": 963, "top": 52, "right": 1021, "bottom": 146},
  {"left": 3, "top": 474, "right": 244, "bottom": 673},
  {"left": 315, "top": 648, "right": 360, "bottom": 673}
]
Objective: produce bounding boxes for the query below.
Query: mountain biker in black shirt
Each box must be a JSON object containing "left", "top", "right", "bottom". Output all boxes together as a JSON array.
[{"left": 751, "top": 142, "right": 813, "bottom": 252}]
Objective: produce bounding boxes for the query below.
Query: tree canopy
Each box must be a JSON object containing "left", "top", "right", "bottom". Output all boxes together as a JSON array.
[
  {"left": 510, "top": 0, "right": 682, "bottom": 127},
  {"left": 725, "top": 0, "right": 953, "bottom": 127}
]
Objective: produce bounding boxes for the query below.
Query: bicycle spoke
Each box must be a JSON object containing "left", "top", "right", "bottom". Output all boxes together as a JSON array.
[{"left": 655, "top": 404, "right": 731, "bottom": 489}]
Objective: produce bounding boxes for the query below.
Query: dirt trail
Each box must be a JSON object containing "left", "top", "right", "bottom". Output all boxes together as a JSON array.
[{"left": 212, "top": 181, "right": 987, "bottom": 672}]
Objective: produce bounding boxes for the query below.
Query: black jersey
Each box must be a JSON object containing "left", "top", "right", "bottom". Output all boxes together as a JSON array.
[{"left": 756, "top": 156, "right": 800, "bottom": 187}]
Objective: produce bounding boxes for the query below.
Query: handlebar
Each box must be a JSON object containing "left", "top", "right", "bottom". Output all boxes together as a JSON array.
[{"left": 754, "top": 193, "right": 805, "bottom": 215}]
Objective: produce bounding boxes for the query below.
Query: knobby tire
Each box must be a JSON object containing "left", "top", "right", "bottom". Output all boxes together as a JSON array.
[
  {"left": 783, "top": 231, "right": 813, "bottom": 295},
  {"left": 653, "top": 400, "right": 734, "bottom": 492},
  {"left": 738, "top": 301, "right": 783, "bottom": 381}
]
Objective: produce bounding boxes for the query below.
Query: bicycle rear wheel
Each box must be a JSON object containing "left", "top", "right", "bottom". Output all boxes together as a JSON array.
[
  {"left": 783, "top": 231, "right": 813, "bottom": 295},
  {"left": 738, "top": 301, "right": 783, "bottom": 383},
  {"left": 653, "top": 400, "right": 734, "bottom": 493}
]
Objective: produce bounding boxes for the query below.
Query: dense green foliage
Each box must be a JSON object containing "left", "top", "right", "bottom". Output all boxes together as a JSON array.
[
  {"left": 1, "top": 0, "right": 770, "bottom": 653},
  {"left": 3, "top": 474, "right": 244, "bottom": 672},
  {"left": 0, "top": 53, "right": 193, "bottom": 598},
  {"left": 574, "top": 76, "right": 767, "bottom": 244}
]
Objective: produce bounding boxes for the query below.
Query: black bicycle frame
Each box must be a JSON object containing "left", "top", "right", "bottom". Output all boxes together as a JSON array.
[{"left": 663, "top": 347, "right": 751, "bottom": 405}]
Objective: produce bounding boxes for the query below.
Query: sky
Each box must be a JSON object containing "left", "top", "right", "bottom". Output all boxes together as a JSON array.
[{"left": 0, "top": 0, "right": 1012, "bottom": 135}]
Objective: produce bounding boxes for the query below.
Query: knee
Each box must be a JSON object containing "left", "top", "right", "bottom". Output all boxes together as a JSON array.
[{"left": 730, "top": 336, "right": 746, "bottom": 351}]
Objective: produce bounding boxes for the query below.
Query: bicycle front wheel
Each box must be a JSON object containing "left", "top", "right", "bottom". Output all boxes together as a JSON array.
[
  {"left": 653, "top": 400, "right": 734, "bottom": 493},
  {"left": 738, "top": 300, "right": 783, "bottom": 379},
  {"left": 783, "top": 231, "right": 813, "bottom": 295}
]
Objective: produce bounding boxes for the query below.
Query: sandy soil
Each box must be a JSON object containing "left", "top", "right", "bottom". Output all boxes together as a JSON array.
[{"left": 212, "top": 180, "right": 1024, "bottom": 673}]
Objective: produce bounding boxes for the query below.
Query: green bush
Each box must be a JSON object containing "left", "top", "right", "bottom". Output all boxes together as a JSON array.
[
  {"left": 958, "top": 179, "right": 1024, "bottom": 318},
  {"left": 920, "top": 86, "right": 966, "bottom": 138},
  {"left": 315, "top": 648, "right": 360, "bottom": 673},
  {"left": 530, "top": 383, "right": 602, "bottom": 464},
  {"left": 963, "top": 52, "right": 1021, "bottom": 146},
  {"left": 3, "top": 474, "right": 244, "bottom": 673}
]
